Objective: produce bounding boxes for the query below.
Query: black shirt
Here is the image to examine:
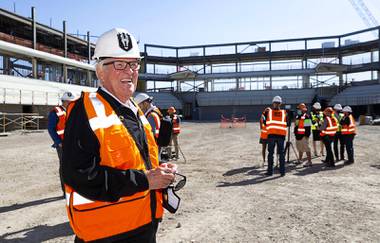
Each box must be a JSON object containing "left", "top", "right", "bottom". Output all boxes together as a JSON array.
[{"left": 62, "top": 88, "right": 149, "bottom": 202}]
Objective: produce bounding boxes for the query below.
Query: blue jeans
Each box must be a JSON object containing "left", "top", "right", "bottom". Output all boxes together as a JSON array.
[{"left": 267, "top": 136, "right": 286, "bottom": 175}]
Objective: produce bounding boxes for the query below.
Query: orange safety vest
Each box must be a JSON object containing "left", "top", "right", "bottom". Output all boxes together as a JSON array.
[
  {"left": 260, "top": 113, "right": 268, "bottom": 139},
  {"left": 172, "top": 114, "right": 181, "bottom": 134},
  {"left": 296, "top": 113, "right": 306, "bottom": 135},
  {"left": 320, "top": 116, "right": 338, "bottom": 137},
  {"left": 148, "top": 109, "right": 161, "bottom": 139},
  {"left": 341, "top": 114, "right": 356, "bottom": 135},
  {"left": 54, "top": 106, "right": 66, "bottom": 140},
  {"left": 266, "top": 108, "right": 287, "bottom": 136},
  {"left": 64, "top": 92, "right": 163, "bottom": 242}
]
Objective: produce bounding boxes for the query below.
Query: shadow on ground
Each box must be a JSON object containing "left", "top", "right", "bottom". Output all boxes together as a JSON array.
[
  {"left": 0, "top": 222, "right": 73, "bottom": 242},
  {"left": 218, "top": 160, "right": 345, "bottom": 187},
  {"left": 0, "top": 196, "right": 63, "bottom": 214}
]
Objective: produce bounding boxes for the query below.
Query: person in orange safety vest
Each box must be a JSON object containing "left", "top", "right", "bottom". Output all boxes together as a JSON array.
[
  {"left": 294, "top": 103, "right": 312, "bottom": 167},
  {"left": 320, "top": 107, "right": 338, "bottom": 167},
  {"left": 263, "top": 96, "right": 289, "bottom": 177},
  {"left": 135, "top": 92, "right": 163, "bottom": 142},
  {"left": 167, "top": 106, "right": 181, "bottom": 160},
  {"left": 47, "top": 91, "right": 77, "bottom": 197},
  {"left": 341, "top": 106, "right": 356, "bottom": 165},
  {"left": 62, "top": 28, "right": 178, "bottom": 243}
]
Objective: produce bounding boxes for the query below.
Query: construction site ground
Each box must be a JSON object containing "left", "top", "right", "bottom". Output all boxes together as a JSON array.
[{"left": 0, "top": 122, "right": 379, "bottom": 242}]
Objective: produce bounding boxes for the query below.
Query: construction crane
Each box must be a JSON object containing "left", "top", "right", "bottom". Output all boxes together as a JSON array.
[{"left": 348, "top": 0, "right": 379, "bottom": 34}]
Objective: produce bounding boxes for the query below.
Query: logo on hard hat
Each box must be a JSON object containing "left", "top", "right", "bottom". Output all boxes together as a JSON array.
[{"left": 117, "top": 32, "right": 133, "bottom": 52}]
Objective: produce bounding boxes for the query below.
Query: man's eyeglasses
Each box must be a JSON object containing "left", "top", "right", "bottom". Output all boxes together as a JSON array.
[
  {"left": 170, "top": 172, "right": 186, "bottom": 191},
  {"left": 103, "top": 60, "right": 140, "bottom": 71}
]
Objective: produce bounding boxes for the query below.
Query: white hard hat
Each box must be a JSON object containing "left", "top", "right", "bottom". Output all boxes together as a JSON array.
[
  {"left": 134, "top": 93, "right": 152, "bottom": 104},
  {"left": 272, "top": 96, "right": 282, "bottom": 103},
  {"left": 313, "top": 102, "right": 321, "bottom": 109},
  {"left": 93, "top": 28, "right": 141, "bottom": 60},
  {"left": 61, "top": 91, "right": 77, "bottom": 101},
  {"left": 342, "top": 106, "right": 352, "bottom": 113},
  {"left": 333, "top": 104, "right": 342, "bottom": 111}
]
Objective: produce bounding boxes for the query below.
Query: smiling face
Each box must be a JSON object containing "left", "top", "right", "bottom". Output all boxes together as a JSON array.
[{"left": 96, "top": 58, "right": 140, "bottom": 103}]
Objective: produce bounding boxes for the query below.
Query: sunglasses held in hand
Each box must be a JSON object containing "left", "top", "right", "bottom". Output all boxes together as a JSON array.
[{"left": 170, "top": 172, "right": 186, "bottom": 191}]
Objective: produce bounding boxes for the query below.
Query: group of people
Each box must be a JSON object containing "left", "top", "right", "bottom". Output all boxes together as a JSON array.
[
  {"left": 45, "top": 27, "right": 359, "bottom": 242},
  {"left": 260, "top": 95, "right": 356, "bottom": 176},
  {"left": 47, "top": 28, "right": 182, "bottom": 242}
]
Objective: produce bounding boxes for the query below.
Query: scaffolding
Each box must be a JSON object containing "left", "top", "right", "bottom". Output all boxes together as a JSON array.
[{"left": 0, "top": 112, "right": 44, "bottom": 135}]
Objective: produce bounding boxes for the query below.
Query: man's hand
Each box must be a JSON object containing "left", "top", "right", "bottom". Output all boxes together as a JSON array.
[
  {"left": 159, "top": 162, "right": 178, "bottom": 174},
  {"left": 145, "top": 167, "right": 175, "bottom": 190}
]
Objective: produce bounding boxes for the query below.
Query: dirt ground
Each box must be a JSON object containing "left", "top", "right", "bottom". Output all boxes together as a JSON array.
[{"left": 0, "top": 122, "right": 379, "bottom": 242}]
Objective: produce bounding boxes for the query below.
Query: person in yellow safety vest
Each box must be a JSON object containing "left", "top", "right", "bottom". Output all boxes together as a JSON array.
[
  {"left": 341, "top": 106, "right": 356, "bottom": 165},
  {"left": 62, "top": 28, "right": 178, "bottom": 242},
  {"left": 259, "top": 107, "right": 270, "bottom": 166},
  {"left": 47, "top": 91, "right": 77, "bottom": 198},
  {"left": 310, "top": 102, "right": 325, "bottom": 157},
  {"left": 263, "top": 96, "right": 289, "bottom": 176},
  {"left": 135, "top": 92, "right": 163, "bottom": 142},
  {"left": 294, "top": 103, "right": 313, "bottom": 167},
  {"left": 333, "top": 104, "right": 345, "bottom": 161},
  {"left": 167, "top": 106, "right": 181, "bottom": 160},
  {"left": 320, "top": 107, "right": 338, "bottom": 167}
]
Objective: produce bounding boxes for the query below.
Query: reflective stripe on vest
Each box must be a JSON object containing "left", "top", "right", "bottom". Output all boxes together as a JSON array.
[
  {"left": 172, "top": 114, "right": 180, "bottom": 134},
  {"left": 296, "top": 113, "right": 306, "bottom": 135},
  {"left": 64, "top": 92, "right": 163, "bottom": 242},
  {"left": 54, "top": 106, "right": 66, "bottom": 140},
  {"left": 150, "top": 111, "right": 161, "bottom": 138},
  {"left": 333, "top": 112, "right": 344, "bottom": 132},
  {"left": 266, "top": 109, "right": 287, "bottom": 136},
  {"left": 320, "top": 116, "right": 338, "bottom": 136},
  {"left": 341, "top": 115, "right": 356, "bottom": 135}
]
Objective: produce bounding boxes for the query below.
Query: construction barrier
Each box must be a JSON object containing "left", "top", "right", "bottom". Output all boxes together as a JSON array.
[
  {"left": 220, "top": 115, "right": 246, "bottom": 128},
  {"left": 232, "top": 116, "right": 247, "bottom": 128}
]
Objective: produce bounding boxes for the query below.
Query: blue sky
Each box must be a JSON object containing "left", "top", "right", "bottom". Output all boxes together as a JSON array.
[{"left": 1, "top": 0, "right": 380, "bottom": 47}]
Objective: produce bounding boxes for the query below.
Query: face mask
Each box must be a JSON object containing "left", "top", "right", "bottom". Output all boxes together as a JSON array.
[
  {"left": 162, "top": 187, "right": 181, "bottom": 214},
  {"left": 162, "top": 172, "right": 186, "bottom": 214}
]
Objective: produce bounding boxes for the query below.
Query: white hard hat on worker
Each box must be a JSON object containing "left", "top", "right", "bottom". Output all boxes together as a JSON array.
[
  {"left": 342, "top": 106, "right": 352, "bottom": 113},
  {"left": 272, "top": 96, "right": 282, "bottom": 103},
  {"left": 313, "top": 102, "right": 321, "bottom": 110},
  {"left": 134, "top": 93, "right": 152, "bottom": 104},
  {"left": 61, "top": 91, "right": 77, "bottom": 102},
  {"left": 94, "top": 28, "right": 141, "bottom": 103},
  {"left": 333, "top": 104, "right": 342, "bottom": 111}
]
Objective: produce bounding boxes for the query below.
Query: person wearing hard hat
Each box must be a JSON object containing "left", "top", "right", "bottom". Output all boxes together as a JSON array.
[
  {"left": 333, "top": 104, "right": 345, "bottom": 162},
  {"left": 134, "top": 92, "right": 163, "bottom": 142},
  {"left": 47, "top": 91, "right": 77, "bottom": 198},
  {"left": 263, "top": 96, "right": 288, "bottom": 176},
  {"left": 61, "top": 28, "right": 178, "bottom": 242},
  {"left": 294, "top": 103, "right": 312, "bottom": 167},
  {"left": 167, "top": 106, "right": 181, "bottom": 160},
  {"left": 259, "top": 107, "right": 270, "bottom": 166},
  {"left": 320, "top": 107, "right": 338, "bottom": 167},
  {"left": 310, "top": 102, "right": 324, "bottom": 157},
  {"left": 340, "top": 106, "right": 356, "bottom": 165}
]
